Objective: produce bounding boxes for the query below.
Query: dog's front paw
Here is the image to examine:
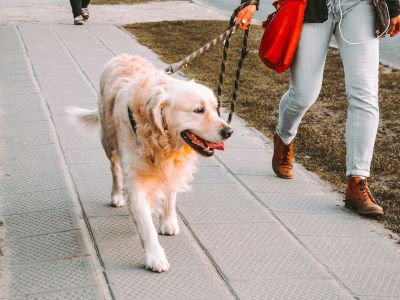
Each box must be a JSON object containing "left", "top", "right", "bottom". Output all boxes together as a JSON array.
[
  {"left": 111, "top": 193, "right": 126, "bottom": 208},
  {"left": 159, "top": 218, "right": 180, "bottom": 236},
  {"left": 145, "top": 246, "right": 170, "bottom": 272}
]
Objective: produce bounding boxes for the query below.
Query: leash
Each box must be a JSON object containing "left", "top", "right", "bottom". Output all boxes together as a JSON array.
[{"left": 164, "top": 0, "right": 259, "bottom": 124}]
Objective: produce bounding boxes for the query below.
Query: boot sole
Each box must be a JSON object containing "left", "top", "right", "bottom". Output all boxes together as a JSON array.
[
  {"left": 272, "top": 166, "right": 293, "bottom": 179},
  {"left": 344, "top": 200, "right": 384, "bottom": 218}
]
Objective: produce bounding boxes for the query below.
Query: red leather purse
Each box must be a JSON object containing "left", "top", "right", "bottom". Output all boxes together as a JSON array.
[{"left": 258, "top": 0, "right": 307, "bottom": 73}]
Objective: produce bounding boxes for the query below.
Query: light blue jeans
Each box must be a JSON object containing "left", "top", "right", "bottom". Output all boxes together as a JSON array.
[{"left": 276, "top": 0, "right": 379, "bottom": 177}]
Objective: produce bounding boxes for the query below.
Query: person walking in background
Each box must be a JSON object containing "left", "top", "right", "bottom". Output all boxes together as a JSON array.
[
  {"left": 70, "top": 0, "right": 90, "bottom": 25},
  {"left": 236, "top": 0, "right": 400, "bottom": 218}
]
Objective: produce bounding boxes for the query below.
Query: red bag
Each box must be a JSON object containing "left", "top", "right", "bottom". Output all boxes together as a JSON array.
[{"left": 258, "top": 0, "right": 307, "bottom": 73}]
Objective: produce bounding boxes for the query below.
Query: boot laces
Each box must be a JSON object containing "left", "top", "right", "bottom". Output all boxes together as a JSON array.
[
  {"left": 358, "top": 179, "right": 377, "bottom": 204},
  {"left": 280, "top": 144, "right": 292, "bottom": 163}
]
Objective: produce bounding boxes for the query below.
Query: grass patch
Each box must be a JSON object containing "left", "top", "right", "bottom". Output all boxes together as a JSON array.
[
  {"left": 91, "top": 0, "right": 177, "bottom": 4},
  {"left": 125, "top": 20, "right": 400, "bottom": 236}
]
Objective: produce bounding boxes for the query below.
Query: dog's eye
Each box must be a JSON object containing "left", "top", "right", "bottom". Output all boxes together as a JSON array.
[{"left": 193, "top": 107, "right": 205, "bottom": 114}]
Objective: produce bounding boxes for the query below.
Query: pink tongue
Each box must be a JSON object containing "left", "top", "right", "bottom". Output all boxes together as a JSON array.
[{"left": 206, "top": 141, "right": 224, "bottom": 151}]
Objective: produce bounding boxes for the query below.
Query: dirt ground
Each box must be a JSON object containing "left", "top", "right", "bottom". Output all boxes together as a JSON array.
[{"left": 125, "top": 20, "right": 400, "bottom": 236}]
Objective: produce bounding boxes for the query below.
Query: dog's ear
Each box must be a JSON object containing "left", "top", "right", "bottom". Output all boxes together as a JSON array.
[{"left": 151, "top": 89, "right": 168, "bottom": 134}]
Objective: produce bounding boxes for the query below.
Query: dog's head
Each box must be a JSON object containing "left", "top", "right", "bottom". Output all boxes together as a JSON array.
[{"left": 150, "top": 80, "right": 233, "bottom": 157}]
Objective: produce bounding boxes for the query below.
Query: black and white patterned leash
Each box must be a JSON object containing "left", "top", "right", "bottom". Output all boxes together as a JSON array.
[{"left": 165, "top": 0, "right": 259, "bottom": 124}]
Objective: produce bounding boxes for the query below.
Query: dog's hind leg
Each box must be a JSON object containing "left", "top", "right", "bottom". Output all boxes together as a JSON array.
[
  {"left": 128, "top": 185, "right": 170, "bottom": 272},
  {"left": 110, "top": 152, "right": 126, "bottom": 207},
  {"left": 159, "top": 191, "right": 180, "bottom": 236}
]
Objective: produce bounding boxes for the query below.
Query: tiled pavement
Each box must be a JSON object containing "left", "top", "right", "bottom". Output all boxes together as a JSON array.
[{"left": 1, "top": 1, "right": 400, "bottom": 300}]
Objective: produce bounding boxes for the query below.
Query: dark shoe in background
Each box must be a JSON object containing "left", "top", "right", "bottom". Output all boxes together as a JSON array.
[
  {"left": 345, "top": 176, "right": 384, "bottom": 218},
  {"left": 81, "top": 8, "right": 89, "bottom": 21},
  {"left": 74, "top": 15, "right": 84, "bottom": 25},
  {"left": 272, "top": 133, "right": 294, "bottom": 179}
]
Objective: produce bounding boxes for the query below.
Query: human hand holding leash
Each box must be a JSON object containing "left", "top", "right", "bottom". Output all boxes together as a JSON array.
[
  {"left": 236, "top": 4, "right": 257, "bottom": 29},
  {"left": 389, "top": 16, "right": 400, "bottom": 37}
]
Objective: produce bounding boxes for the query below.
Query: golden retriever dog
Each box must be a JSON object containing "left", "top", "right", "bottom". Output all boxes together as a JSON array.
[{"left": 68, "top": 54, "right": 233, "bottom": 272}]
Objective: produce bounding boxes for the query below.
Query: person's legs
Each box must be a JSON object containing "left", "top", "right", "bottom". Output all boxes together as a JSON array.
[
  {"left": 69, "top": 0, "right": 82, "bottom": 18},
  {"left": 273, "top": 16, "right": 334, "bottom": 178},
  {"left": 276, "top": 18, "right": 335, "bottom": 145},
  {"left": 335, "top": 0, "right": 383, "bottom": 217},
  {"left": 82, "top": 0, "right": 90, "bottom": 8},
  {"left": 335, "top": 0, "right": 379, "bottom": 178}
]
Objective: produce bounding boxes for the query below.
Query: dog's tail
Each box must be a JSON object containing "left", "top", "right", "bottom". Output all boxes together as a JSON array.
[{"left": 65, "top": 106, "right": 100, "bottom": 133}]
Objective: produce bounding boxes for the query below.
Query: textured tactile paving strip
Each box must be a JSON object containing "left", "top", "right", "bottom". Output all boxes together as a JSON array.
[
  {"left": 177, "top": 182, "right": 255, "bottom": 203},
  {"left": 178, "top": 201, "right": 275, "bottom": 224},
  {"left": 0, "top": 230, "right": 88, "bottom": 267},
  {"left": 98, "top": 236, "right": 207, "bottom": 270},
  {"left": 256, "top": 192, "right": 345, "bottom": 214},
  {"left": 25, "top": 286, "right": 104, "bottom": 300},
  {"left": 276, "top": 213, "right": 380, "bottom": 237},
  {"left": 237, "top": 174, "right": 325, "bottom": 194},
  {"left": 301, "top": 236, "right": 400, "bottom": 267},
  {"left": 231, "top": 279, "right": 353, "bottom": 300},
  {"left": 0, "top": 189, "right": 72, "bottom": 216},
  {"left": 3, "top": 208, "right": 80, "bottom": 239},
  {"left": 209, "top": 246, "right": 329, "bottom": 281},
  {"left": 193, "top": 166, "right": 236, "bottom": 184},
  {"left": 0, "top": 258, "right": 98, "bottom": 298},
  {"left": 329, "top": 265, "right": 400, "bottom": 297},
  {"left": 107, "top": 265, "right": 229, "bottom": 300}
]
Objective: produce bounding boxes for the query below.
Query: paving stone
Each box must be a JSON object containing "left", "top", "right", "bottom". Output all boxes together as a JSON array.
[
  {"left": 82, "top": 199, "right": 129, "bottom": 217},
  {"left": 193, "top": 166, "right": 236, "bottom": 184},
  {"left": 238, "top": 174, "right": 327, "bottom": 194},
  {"left": 330, "top": 265, "right": 400, "bottom": 297},
  {"left": 58, "top": 134, "right": 102, "bottom": 150},
  {"left": 221, "top": 127, "right": 269, "bottom": 149},
  {"left": 74, "top": 178, "right": 111, "bottom": 201},
  {"left": 276, "top": 213, "right": 381, "bottom": 237},
  {"left": 3, "top": 208, "right": 79, "bottom": 238},
  {"left": 197, "top": 155, "right": 220, "bottom": 167},
  {"left": 301, "top": 236, "right": 400, "bottom": 267},
  {"left": 220, "top": 159, "right": 274, "bottom": 176},
  {"left": 89, "top": 216, "right": 137, "bottom": 242},
  {"left": 68, "top": 163, "right": 112, "bottom": 181},
  {"left": 190, "top": 223, "right": 294, "bottom": 250},
  {"left": 1, "top": 156, "right": 64, "bottom": 176},
  {"left": 107, "top": 265, "right": 229, "bottom": 300},
  {"left": 177, "top": 182, "right": 254, "bottom": 203},
  {"left": 1, "top": 230, "right": 88, "bottom": 266},
  {"left": 231, "top": 279, "right": 352, "bottom": 300},
  {"left": 99, "top": 236, "right": 206, "bottom": 270},
  {"left": 0, "top": 189, "right": 73, "bottom": 216},
  {"left": 0, "top": 258, "right": 98, "bottom": 298},
  {"left": 216, "top": 147, "right": 272, "bottom": 162},
  {"left": 0, "top": 124, "right": 54, "bottom": 147},
  {"left": 0, "top": 170, "right": 67, "bottom": 195},
  {"left": 26, "top": 286, "right": 105, "bottom": 300},
  {"left": 208, "top": 246, "right": 328, "bottom": 281},
  {"left": 0, "top": 144, "right": 59, "bottom": 162},
  {"left": 63, "top": 148, "right": 107, "bottom": 165},
  {"left": 178, "top": 201, "right": 275, "bottom": 224},
  {"left": 256, "top": 192, "right": 345, "bottom": 214}
]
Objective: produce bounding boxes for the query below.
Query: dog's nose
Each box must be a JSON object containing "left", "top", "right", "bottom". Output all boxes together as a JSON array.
[{"left": 220, "top": 126, "right": 234, "bottom": 139}]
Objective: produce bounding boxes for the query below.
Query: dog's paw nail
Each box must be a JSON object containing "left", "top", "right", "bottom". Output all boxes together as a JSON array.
[
  {"left": 159, "top": 219, "right": 180, "bottom": 236},
  {"left": 145, "top": 248, "right": 170, "bottom": 272},
  {"left": 111, "top": 194, "right": 126, "bottom": 207}
]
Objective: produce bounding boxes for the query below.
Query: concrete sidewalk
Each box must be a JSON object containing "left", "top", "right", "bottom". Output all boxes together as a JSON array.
[{"left": 1, "top": 1, "right": 400, "bottom": 299}]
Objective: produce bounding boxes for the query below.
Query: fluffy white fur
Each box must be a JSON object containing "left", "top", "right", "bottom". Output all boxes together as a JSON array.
[{"left": 68, "top": 54, "right": 232, "bottom": 272}]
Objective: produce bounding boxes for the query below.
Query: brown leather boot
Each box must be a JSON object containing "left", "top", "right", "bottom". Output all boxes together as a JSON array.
[
  {"left": 345, "top": 176, "right": 384, "bottom": 218},
  {"left": 272, "top": 133, "right": 294, "bottom": 179}
]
